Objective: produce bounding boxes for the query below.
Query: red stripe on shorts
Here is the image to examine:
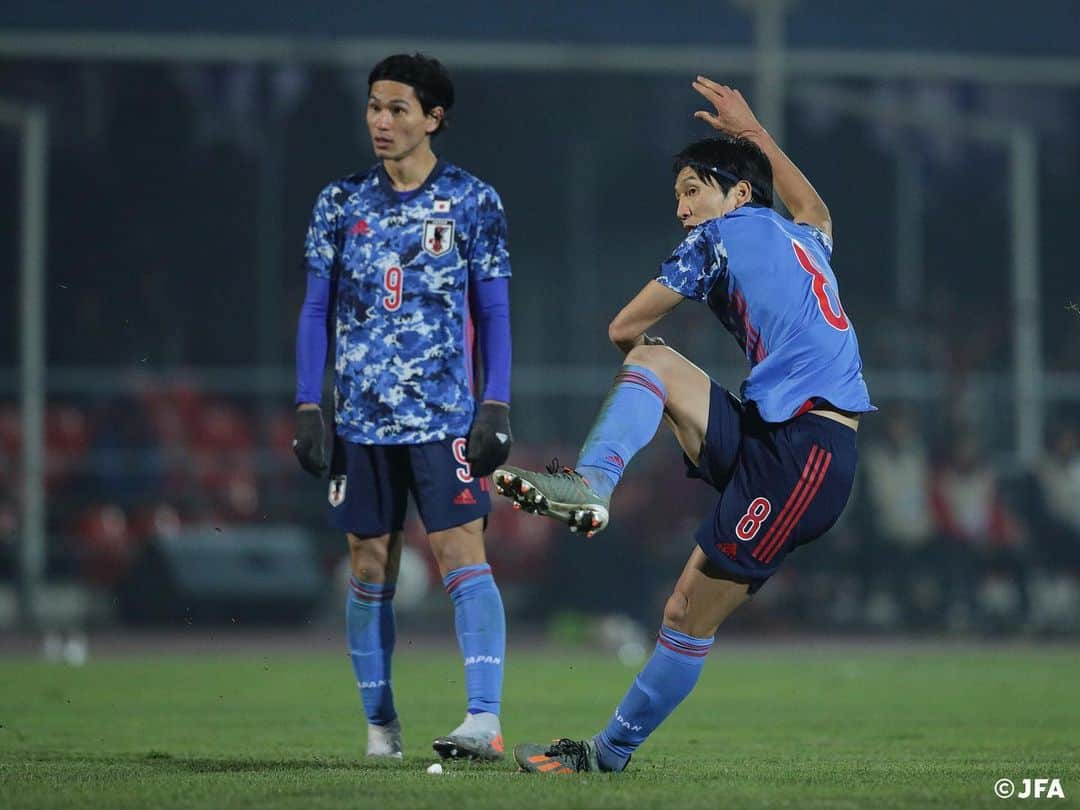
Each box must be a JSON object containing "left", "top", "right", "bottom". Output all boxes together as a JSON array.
[
  {"left": 755, "top": 447, "right": 832, "bottom": 564},
  {"left": 751, "top": 446, "right": 820, "bottom": 562}
]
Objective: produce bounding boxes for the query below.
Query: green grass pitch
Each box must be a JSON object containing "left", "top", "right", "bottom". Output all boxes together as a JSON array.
[{"left": 2, "top": 643, "right": 1078, "bottom": 808}]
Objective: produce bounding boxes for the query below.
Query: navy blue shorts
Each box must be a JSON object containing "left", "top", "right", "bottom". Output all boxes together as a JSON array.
[
  {"left": 684, "top": 382, "right": 858, "bottom": 593},
  {"left": 327, "top": 436, "right": 491, "bottom": 536}
]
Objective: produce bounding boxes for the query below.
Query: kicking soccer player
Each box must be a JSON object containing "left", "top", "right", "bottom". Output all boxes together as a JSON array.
[
  {"left": 497, "top": 78, "right": 874, "bottom": 773},
  {"left": 292, "top": 53, "right": 513, "bottom": 761}
]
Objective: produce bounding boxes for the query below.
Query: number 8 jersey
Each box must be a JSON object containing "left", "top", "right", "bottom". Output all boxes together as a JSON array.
[
  {"left": 303, "top": 161, "right": 511, "bottom": 444},
  {"left": 656, "top": 205, "right": 873, "bottom": 422}
]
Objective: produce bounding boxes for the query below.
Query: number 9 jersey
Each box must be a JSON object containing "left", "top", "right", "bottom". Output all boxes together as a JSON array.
[
  {"left": 656, "top": 205, "right": 873, "bottom": 422},
  {"left": 303, "top": 161, "right": 511, "bottom": 444}
]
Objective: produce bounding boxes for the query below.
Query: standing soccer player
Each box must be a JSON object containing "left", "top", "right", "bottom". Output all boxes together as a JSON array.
[
  {"left": 292, "top": 53, "right": 513, "bottom": 761},
  {"left": 497, "top": 78, "right": 874, "bottom": 773}
]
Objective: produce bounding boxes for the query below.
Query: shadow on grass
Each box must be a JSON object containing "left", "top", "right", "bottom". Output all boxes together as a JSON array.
[{"left": 16, "top": 750, "right": 394, "bottom": 774}]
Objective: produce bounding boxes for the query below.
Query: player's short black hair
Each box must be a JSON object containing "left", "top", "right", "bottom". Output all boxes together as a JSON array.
[
  {"left": 673, "top": 136, "right": 774, "bottom": 208},
  {"left": 368, "top": 53, "right": 455, "bottom": 136}
]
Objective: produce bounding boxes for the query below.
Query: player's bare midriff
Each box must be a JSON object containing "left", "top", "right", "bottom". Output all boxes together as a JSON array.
[{"left": 809, "top": 407, "right": 859, "bottom": 432}]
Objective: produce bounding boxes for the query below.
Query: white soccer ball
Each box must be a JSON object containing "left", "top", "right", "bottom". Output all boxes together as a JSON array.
[{"left": 426, "top": 763, "right": 444, "bottom": 775}]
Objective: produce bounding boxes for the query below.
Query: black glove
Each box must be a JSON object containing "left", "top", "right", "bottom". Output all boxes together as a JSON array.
[
  {"left": 293, "top": 407, "right": 328, "bottom": 477},
  {"left": 466, "top": 401, "right": 512, "bottom": 477}
]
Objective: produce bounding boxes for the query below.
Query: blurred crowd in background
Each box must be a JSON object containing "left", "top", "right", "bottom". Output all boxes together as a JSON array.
[{"left": 1, "top": 387, "right": 1079, "bottom": 635}]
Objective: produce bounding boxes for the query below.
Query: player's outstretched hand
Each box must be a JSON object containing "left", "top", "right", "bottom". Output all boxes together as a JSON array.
[
  {"left": 692, "top": 76, "right": 763, "bottom": 138},
  {"left": 466, "top": 401, "right": 512, "bottom": 478},
  {"left": 293, "top": 407, "right": 328, "bottom": 477}
]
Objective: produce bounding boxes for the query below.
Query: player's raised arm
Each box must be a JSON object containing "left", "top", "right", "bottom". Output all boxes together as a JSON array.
[{"left": 691, "top": 76, "right": 832, "bottom": 242}]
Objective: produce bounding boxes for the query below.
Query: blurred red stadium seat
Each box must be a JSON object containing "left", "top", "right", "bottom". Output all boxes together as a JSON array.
[
  {"left": 268, "top": 408, "right": 296, "bottom": 462},
  {"left": 191, "top": 402, "right": 253, "bottom": 452},
  {"left": 0, "top": 406, "right": 17, "bottom": 491},
  {"left": 0, "top": 405, "right": 18, "bottom": 451},
  {"left": 46, "top": 404, "right": 91, "bottom": 491},
  {"left": 74, "top": 504, "right": 137, "bottom": 587},
  {"left": 128, "top": 502, "right": 183, "bottom": 542},
  {"left": 0, "top": 500, "right": 17, "bottom": 543}
]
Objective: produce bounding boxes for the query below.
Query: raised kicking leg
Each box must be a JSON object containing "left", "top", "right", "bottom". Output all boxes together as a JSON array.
[
  {"left": 515, "top": 547, "right": 750, "bottom": 773},
  {"left": 495, "top": 344, "right": 711, "bottom": 534}
]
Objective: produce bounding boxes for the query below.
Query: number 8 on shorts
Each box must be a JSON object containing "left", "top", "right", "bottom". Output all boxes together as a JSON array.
[{"left": 735, "top": 497, "right": 772, "bottom": 541}]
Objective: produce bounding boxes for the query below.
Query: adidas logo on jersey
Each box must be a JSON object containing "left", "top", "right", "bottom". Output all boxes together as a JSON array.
[
  {"left": 454, "top": 488, "right": 477, "bottom": 505},
  {"left": 463, "top": 655, "right": 501, "bottom": 666}
]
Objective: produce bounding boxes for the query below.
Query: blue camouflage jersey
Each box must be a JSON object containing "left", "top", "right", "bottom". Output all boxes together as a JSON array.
[
  {"left": 304, "top": 160, "right": 511, "bottom": 444},
  {"left": 656, "top": 205, "right": 873, "bottom": 422}
]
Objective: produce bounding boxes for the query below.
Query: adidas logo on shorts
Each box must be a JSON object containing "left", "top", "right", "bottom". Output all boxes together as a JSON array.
[{"left": 454, "top": 488, "right": 477, "bottom": 505}]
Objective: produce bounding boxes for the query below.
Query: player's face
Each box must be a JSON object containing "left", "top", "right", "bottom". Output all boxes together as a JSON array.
[
  {"left": 674, "top": 167, "right": 751, "bottom": 230},
  {"left": 366, "top": 81, "right": 441, "bottom": 160}
]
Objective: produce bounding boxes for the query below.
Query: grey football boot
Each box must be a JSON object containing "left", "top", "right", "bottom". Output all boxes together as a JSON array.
[
  {"left": 493, "top": 463, "right": 610, "bottom": 537},
  {"left": 432, "top": 713, "right": 504, "bottom": 761},
  {"left": 366, "top": 718, "right": 403, "bottom": 759},
  {"left": 514, "top": 738, "right": 615, "bottom": 774}
]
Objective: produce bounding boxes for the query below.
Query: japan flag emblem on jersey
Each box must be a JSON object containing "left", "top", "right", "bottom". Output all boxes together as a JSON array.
[
  {"left": 328, "top": 475, "right": 347, "bottom": 507},
  {"left": 423, "top": 218, "right": 455, "bottom": 258}
]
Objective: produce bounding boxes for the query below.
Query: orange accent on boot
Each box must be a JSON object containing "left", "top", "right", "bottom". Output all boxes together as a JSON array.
[{"left": 491, "top": 734, "right": 504, "bottom": 753}]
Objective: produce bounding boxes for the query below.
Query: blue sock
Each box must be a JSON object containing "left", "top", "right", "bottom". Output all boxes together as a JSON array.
[
  {"left": 594, "top": 625, "right": 713, "bottom": 771},
  {"left": 576, "top": 364, "right": 667, "bottom": 498},
  {"left": 444, "top": 564, "right": 506, "bottom": 715},
  {"left": 346, "top": 577, "right": 397, "bottom": 726}
]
